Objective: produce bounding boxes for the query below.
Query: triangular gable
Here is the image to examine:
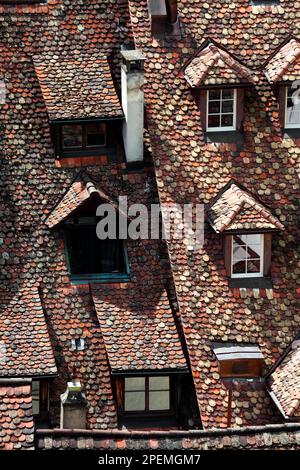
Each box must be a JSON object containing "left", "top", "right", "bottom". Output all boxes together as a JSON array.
[
  {"left": 207, "top": 182, "right": 284, "bottom": 233},
  {"left": 45, "top": 174, "right": 121, "bottom": 228},
  {"left": 184, "top": 42, "right": 254, "bottom": 88},
  {"left": 265, "top": 38, "right": 300, "bottom": 83},
  {"left": 268, "top": 336, "right": 300, "bottom": 419},
  {"left": 33, "top": 52, "right": 123, "bottom": 121}
]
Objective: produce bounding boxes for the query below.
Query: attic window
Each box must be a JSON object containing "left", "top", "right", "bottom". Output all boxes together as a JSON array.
[
  {"left": 231, "top": 234, "right": 263, "bottom": 278},
  {"left": 32, "top": 380, "right": 49, "bottom": 420},
  {"left": 71, "top": 338, "right": 85, "bottom": 352},
  {"left": 64, "top": 214, "right": 130, "bottom": 284},
  {"left": 212, "top": 343, "right": 264, "bottom": 379},
  {"left": 206, "top": 89, "right": 237, "bottom": 131}
]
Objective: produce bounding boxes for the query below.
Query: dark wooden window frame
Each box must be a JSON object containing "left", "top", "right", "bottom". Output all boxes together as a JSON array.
[
  {"left": 61, "top": 122, "right": 107, "bottom": 151},
  {"left": 198, "top": 86, "right": 245, "bottom": 132},
  {"left": 224, "top": 232, "right": 272, "bottom": 279},
  {"left": 115, "top": 375, "right": 178, "bottom": 419}
]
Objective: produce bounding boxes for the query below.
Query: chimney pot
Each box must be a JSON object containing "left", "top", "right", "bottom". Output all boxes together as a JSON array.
[{"left": 60, "top": 381, "right": 88, "bottom": 429}]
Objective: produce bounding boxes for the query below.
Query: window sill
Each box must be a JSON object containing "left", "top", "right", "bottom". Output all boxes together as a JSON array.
[
  {"left": 69, "top": 273, "right": 131, "bottom": 285},
  {"left": 282, "top": 128, "right": 300, "bottom": 140},
  {"left": 205, "top": 130, "right": 244, "bottom": 145},
  {"left": 229, "top": 277, "right": 273, "bottom": 289}
]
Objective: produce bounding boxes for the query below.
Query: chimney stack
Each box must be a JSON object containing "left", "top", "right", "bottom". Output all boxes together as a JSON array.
[
  {"left": 121, "top": 50, "right": 146, "bottom": 165},
  {"left": 60, "top": 381, "right": 88, "bottom": 429},
  {"left": 148, "top": 0, "right": 167, "bottom": 36}
]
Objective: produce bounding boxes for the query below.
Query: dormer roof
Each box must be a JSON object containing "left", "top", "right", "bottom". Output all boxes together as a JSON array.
[
  {"left": 34, "top": 52, "right": 123, "bottom": 121},
  {"left": 265, "top": 38, "right": 300, "bottom": 83},
  {"left": 207, "top": 182, "right": 284, "bottom": 233},
  {"left": 184, "top": 42, "right": 255, "bottom": 88}
]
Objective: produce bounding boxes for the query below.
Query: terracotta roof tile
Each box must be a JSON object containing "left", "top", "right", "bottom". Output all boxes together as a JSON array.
[
  {"left": 92, "top": 285, "right": 188, "bottom": 372},
  {"left": 207, "top": 183, "right": 284, "bottom": 233},
  {"left": 33, "top": 53, "right": 123, "bottom": 121},
  {"left": 0, "top": 382, "right": 34, "bottom": 450},
  {"left": 268, "top": 337, "right": 300, "bottom": 418},
  {"left": 265, "top": 38, "right": 300, "bottom": 83},
  {"left": 0, "top": 284, "right": 57, "bottom": 378},
  {"left": 184, "top": 42, "right": 255, "bottom": 87}
]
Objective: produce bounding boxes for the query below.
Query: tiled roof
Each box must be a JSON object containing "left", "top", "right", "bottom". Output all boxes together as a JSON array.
[
  {"left": 45, "top": 174, "right": 120, "bottom": 228},
  {"left": 268, "top": 337, "right": 300, "bottom": 418},
  {"left": 0, "top": 285, "right": 57, "bottom": 378},
  {"left": 207, "top": 183, "right": 284, "bottom": 233},
  {"left": 265, "top": 38, "right": 300, "bottom": 83},
  {"left": 33, "top": 53, "right": 123, "bottom": 121},
  {"left": 92, "top": 285, "right": 188, "bottom": 372},
  {"left": 184, "top": 42, "right": 255, "bottom": 87},
  {"left": 0, "top": 382, "right": 34, "bottom": 451}
]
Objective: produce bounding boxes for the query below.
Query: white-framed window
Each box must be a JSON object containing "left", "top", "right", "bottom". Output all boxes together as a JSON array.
[
  {"left": 285, "top": 84, "right": 300, "bottom": 128},
  {"left": 231, "top": 234, "right": 264, "bottom": 278},
  {"left": 206, "top": 88, "right": 237, "bottom": 131}
]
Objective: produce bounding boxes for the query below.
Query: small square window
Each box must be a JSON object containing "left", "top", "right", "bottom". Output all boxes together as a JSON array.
[
  {"left": 206, "top": 88, "right": 237, "bottom": 132},
  {"left": 231, "top": 234, "right": 263, "bottom": 278},
  {"left": 123, "top": 376, "right": 171, "bottom": 414}
]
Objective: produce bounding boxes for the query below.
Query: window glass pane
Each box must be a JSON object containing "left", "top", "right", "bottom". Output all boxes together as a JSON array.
[
  {"left": 208, "top": 90, "right": 221, "bottom": 100},
  {"left": 233, "top": 245, "right": 247, "bottom": 260},
  {"left": 247, "top": 259, "right": 260, "bottom": 273},
  {"left": 149, "top": 391, "right": 170, "bottom": 411},
  {"left": 149, "top": 376, "right": 170, "bottom": 391},
  {"left": 221, "top": 114, "right": 233, "bottom": 127},
  {"left": 125, "top": 377, "right": 145, "bottom": 391},
  {"left": 222, "top": 89, "right": 234, "bottom": 100},
  {"left": 62, "top": 125, "right": 83, "bottom": 148},
  {"left": 246, "top": 234, "right": 261, "bottom": 245},
  {"left": 86, "top": 123, "right": 106, "bottom": 147},
  {"left": 286, "top": 85, "right": 300, "bottom": 126},
  {"left": 232, "top": 259, "right": 246, "bottom": 274},
  {"left": 208, "top": 101, "right": 221, "bottom": 114},
  {"left": 32, "top": 381, "right": 40, "bottom": 415},
  {"left": 247, "top": 245, "right": 261, "bottom": 259},
  {"left": 222, "top": 100, "right": 233, "bottom": 113},
  {"left": 124, "top": 391, "right": 145, "bottom": 411},
  {"left": 207, "top": 114, "right": 220, "bottom": 128}
]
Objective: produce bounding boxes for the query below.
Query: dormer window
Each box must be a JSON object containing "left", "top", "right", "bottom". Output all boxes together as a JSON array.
[
  {"left": 61, "top": 123, "right": 106, "bottom": 151},
  {"left": 285, "top": 83, "right": 300, "bottom": 129},
  {"left": 207, "top": 182, "right": 284, "bottom": 287},
  {"left": 207, "top": 89, "right": 237, "bottom": 131}
]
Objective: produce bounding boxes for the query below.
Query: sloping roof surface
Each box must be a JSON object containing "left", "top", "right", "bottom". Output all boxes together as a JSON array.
[
  {"left": 0, "top": 285, "right": 57, "bottom": 378},
  {"left": 268, "top": 338, "right": 300, "bottom": 418},
  {"left": 0, "top": 382, "right": 34, "bottom": 450},
  {"left": 92, "top": 285, "right": 188, "bottom": 372},
  {"left": 207, "top": 183, "right": 284, "bottom": 233},
  {"left": 265, "top": 38, "right": 300, "bottom": 83},
  {"left": 34, "top": 53, "right": 123, "bottom": 121}
]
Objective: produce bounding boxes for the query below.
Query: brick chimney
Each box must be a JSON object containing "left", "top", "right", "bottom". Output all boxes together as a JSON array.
[
  {"left": 148, "top": 1, "right": 179, "bottom": 36},
  {"left": 60, "top": 381, "right": 88, "bottom": 429},
  {"left": 121, "top": 50, "right": 146, "bottom": 164},
  {"left": 165, "top": 0, "right": 178, "bottom": 24}
]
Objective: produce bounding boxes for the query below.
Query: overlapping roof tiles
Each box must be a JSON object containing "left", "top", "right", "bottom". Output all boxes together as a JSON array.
[
  {"left": 0, "top": 381, "right": 34, "bottom": 450},
  {"left": 268, "top": 337, "right": 300, "bottom": 419},
  {"left": 33, "top": 53, "right": 123, "bottom": 121},
  {"left": 92, "top": 285, "right": 188, "bottom": 372},
  {"left": 207, "top": 183, "right": 285, "bottom": 233},
  {"left": 265, "top": 38, "right": 300, "bottom": 83},
  {"left": 184, "top": 42, "right": 255, "bottom": 87},
  {"left": 0, "top": 285, "right": 57, "bottom": 378}
]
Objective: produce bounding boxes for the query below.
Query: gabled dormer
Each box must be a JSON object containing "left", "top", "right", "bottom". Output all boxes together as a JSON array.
[
  {"left": 184, "top": 41, "right": 255, "bottom": 142},
  {"left": 264, "top": 38, "right": 300, "bottom": 133},
  {"left": 207, "top": 182, "right": 284, "bottom": 288}
]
